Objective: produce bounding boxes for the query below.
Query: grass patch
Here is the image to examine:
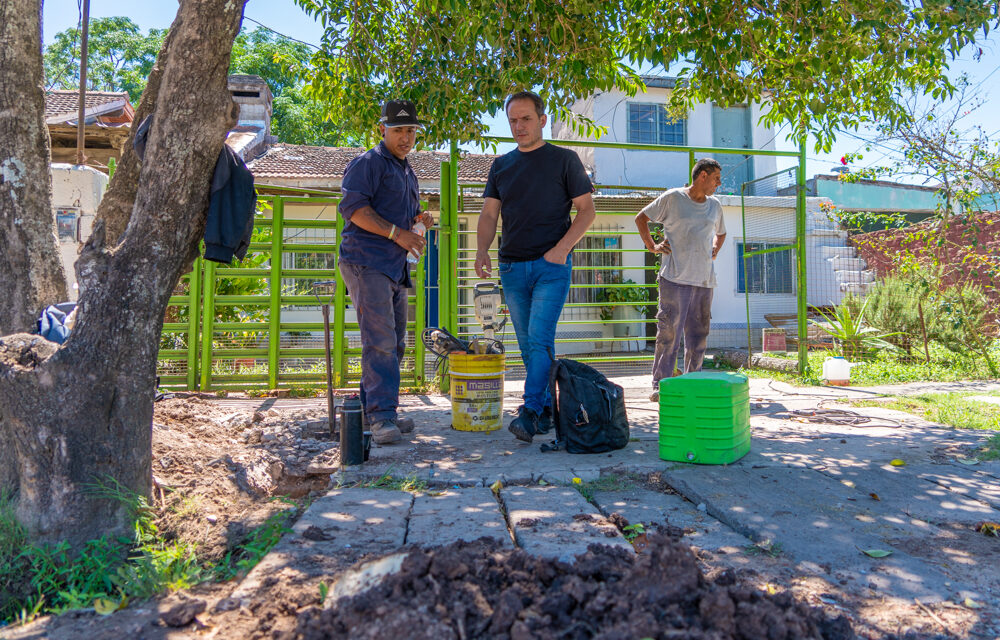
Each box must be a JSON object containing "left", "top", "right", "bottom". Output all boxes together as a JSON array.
[
  {"left": 980, "top": 435, "right": 1000, "bottom": 461},
  {"left": 352, "top": 470, "right": 428, "bottom": 493},
  {"left": 845, "top": 393, "right": 1000, "bottom": 432},
  {"left": 0, "top": 482, "right": 298, "bottom": 626},
  {"left": 744, "top": 540, "right": 783, "bottom": 557},
  {"left": 724, "top": 343, "right": 1000, "bottom": 387},
  {"left": 573, "top": 473, "right": 638, "bottom": 502}
]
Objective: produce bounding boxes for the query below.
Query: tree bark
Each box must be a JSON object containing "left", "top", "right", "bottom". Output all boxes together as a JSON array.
[
  {"left": 0, "top": 0, "right": 245, "bottom": 546},
  {"left": 0, "top": 0, "right": 68, "bottom": 335}
]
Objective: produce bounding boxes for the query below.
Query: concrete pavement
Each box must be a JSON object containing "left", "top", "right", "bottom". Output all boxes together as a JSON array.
[{"left": 230, "top": 375, "right": 1000, "bottom": 610}]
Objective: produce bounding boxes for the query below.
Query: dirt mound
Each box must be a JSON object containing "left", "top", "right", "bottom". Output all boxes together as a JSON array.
[{"left": 282, "top": 534, "right": 852, "bottom": 640}]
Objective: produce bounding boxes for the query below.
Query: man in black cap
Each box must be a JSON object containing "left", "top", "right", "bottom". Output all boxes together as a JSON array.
[{"left": 338, "top": 100, "right": 434, "bottom": 444}]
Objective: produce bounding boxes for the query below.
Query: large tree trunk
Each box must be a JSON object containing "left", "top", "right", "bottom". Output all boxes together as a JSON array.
[
  {"left": 0, "top": 0, "right": 245, "bottom": 546},
  {"left": 0, "top": 1, "right": 67, "bottom": 334},
  {"left": 0, "top": 0, "right": 68, "bottom": 493}
]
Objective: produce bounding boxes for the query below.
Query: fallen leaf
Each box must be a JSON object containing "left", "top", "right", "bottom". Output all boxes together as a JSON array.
[
  {"left": 466, "top": 454, "right": 482, "bottom": 461},
  {"left": 426, "top": 490, "right": 445, "bottom": 497},
  {"left": 537, "top": 479, "right": 549, "bottom": 486},
  {"left": 974, "top": 521, "right": 1000, "bottom": 537},
  {"left": 869, "top": 493, "right": 881, "bottom": 501},
  {"left": 889, "top": 459, "right": 906, "bottom": 467},
  {"left": 765, "top": 583, "right": 778, "bottom": 595},
  {"left": 489, "top": 479, "right": 502, "bottom": 494},
  {"left": 860, "top": 548, "right": 893, "bottom": 558},
  {"left": 964, "top": 597, "right": 985, "bottom": 609},
  {"left": 94, "top": 597, "right": 126, "bottom": 615},
  {"left": 956, "top": 458, "right": 980, "bottom": 466}
]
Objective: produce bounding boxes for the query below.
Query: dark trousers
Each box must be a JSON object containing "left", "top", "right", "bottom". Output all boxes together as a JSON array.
[
  {"left": 652, "top": 277, "right": 713, "bottom": 385},
  {"left": 340, "top": 263, "right": 408, "bottom": 423}
]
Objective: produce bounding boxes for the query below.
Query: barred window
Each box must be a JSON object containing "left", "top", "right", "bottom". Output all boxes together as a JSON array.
[
  {"left": 737, "top": 242, "right": 794, "bottom": 294},
  {"left": 627, "top": 103, "right": 686, "bottom": 146}
]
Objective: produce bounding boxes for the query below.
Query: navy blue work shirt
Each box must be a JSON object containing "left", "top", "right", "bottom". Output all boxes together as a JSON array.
[{"left": 338, "top": 141, "right": 420, "bottom": 287}]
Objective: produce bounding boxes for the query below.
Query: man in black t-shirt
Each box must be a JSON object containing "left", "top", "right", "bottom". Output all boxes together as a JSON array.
[{"left": 475, "top": 91, "right": 596, "bottom": 443}]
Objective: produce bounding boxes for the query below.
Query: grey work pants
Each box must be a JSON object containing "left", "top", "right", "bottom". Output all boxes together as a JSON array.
[
  {"left": 651, "top": 277, "right": 713, "bottom": 386},
  {"left": 339, "top": 263, "right": 408, "bottom": 423}
]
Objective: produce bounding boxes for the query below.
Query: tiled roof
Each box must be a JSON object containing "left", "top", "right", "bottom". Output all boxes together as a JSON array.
[
  {"left": 45, "top": 90, "right": 129, "bottom": 118},
  {"left": 247, "top": 143, "right": 498, "bottom": 183}
]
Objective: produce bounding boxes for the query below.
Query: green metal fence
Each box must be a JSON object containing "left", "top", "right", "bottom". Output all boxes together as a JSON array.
[
  {"left": 439, "top": 137, "right": 809, "bottom": 376},
  {"left": 161, "top": 136, "right": 809, "bottom": 390},
  {"left": 158, "top": 190, "right": 427, "bottom": 390}
]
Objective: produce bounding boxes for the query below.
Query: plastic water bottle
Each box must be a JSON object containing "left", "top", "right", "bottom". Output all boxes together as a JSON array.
[{"left": 407, "top": 221, "right": 426, "bottom": 264}]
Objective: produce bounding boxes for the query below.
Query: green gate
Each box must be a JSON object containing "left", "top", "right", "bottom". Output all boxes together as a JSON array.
[{"left": 158, "top": 189, "right": 427, "bottom": 391}]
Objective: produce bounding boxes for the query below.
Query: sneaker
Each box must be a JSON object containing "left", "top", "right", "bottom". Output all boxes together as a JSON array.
[
  {"left": 509, "top": 406, "right": 539, "bottom": 443},
  {"left": 649, "top": 390, "right": 659, "bottom": 403},
  {"left": 370, "top": 420, "right": 402, "bottom": 444},
  {"left": 535, "top": 406, "right": 554, "bottom": 435}
]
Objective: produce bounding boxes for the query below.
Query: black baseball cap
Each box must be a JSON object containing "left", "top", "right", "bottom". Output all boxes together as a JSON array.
[{"left": 380, "top": 100, "right": 423, "bottom": 128}]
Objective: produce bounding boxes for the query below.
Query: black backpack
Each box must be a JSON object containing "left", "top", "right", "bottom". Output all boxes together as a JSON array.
[{"left": 541, "top": 358, "right": 629, "bottom": 454}]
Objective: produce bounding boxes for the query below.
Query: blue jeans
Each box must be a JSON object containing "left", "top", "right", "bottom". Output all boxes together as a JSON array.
[
  {"left": 499, "top": 255, "right": 572, "bottom": 413},
  {"left": 340, "top": 263, "right": 408, "bottom": 423}
]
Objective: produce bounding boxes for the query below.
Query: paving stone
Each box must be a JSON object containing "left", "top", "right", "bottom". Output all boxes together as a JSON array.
[
  {"left": 592, "top": 488, "right": 751, "bottom": 552},
  {"left": 813, "top": 463, "right": 1000, "bottom": 525},
  {"left": 919, "top": 469, "right": 1000, "bottom": 511},
  {"left": 502, "top": 486, "right": 631, "bottom": 562},
  {"left": 230, "top": 489, "right": 412, "bottom": 602},
  {"left": 662, "top": 465, "right": 978, "bottom": 602},
  {"left": 407, "top": 489, "right": 512, "bottom": 547}
]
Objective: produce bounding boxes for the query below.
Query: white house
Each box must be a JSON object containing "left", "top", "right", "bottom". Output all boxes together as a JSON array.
[{"left": 551, "top": 76, "right": 779, "bottom": 196}]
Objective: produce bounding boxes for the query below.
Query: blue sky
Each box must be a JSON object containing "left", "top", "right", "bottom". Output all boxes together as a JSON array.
[{"left": 43, "top": 0, "right": 1000, "bottom": 181}]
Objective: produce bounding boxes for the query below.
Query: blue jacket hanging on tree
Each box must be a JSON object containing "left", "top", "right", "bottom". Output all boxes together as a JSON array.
[{"left": 133, "top": 115, "right": 256, "bottom": 263}]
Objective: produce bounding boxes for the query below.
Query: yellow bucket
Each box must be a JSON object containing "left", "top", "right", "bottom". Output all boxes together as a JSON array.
[{"left": 449, "top": 353, "right": 505, "bottom": 432}]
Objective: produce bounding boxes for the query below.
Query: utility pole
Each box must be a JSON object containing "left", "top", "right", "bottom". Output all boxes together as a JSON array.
[{"left": 76, "top": 0, "right": 90, "bottom": 166}]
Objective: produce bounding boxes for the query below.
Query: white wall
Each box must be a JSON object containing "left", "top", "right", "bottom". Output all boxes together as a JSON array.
[
  {"left": 51, "top": 163, "right": 109, "bottom": 300},
  {"left": 552, "top": 87, "right": 778, "bottom": 195}
]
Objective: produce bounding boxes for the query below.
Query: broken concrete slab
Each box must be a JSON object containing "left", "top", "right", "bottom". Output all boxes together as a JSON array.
[
  {"left": 502, "top": 486, "right": 631, "bottom": 562},
  {"left": 230, "top": 489, "right": 412, "bottom": 603},
  {"left": 591, "top": 488, "right": 751, "bottom": 553},
  {"left": 662, "top": 464, "right": 979, "bottom": 602},
  {"left": 919, "top": 469, "right": 1000, "bottom": 511},
  {"left": 407, "top": 489, "right": 512, "bottom": 548},
  {"left": 812, "top": 462, "right": 1000, "bottom": 526}
]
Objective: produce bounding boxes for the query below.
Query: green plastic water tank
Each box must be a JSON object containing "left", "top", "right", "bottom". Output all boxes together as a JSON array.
[{"left": 658, "top": 372, "right": 750, "bottom": 465}]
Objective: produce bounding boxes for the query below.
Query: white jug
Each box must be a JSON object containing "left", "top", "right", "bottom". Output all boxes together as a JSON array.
[{"left": 822, "top": 357, "right": 856, "bottom": 386}]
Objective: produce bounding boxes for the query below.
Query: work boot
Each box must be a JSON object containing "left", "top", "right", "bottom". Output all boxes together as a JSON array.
[
  {"left": 364, "top": 413, "right": 414, "bottom": 434},
  {"left": 508, "top": 406, "right": 539, "bottom": 443},
  {"left": 370, "top": 420, "right": 402, "bottom": 445},
  {"left": 649, "top": 390, "right": 659, "bottom": 403},
  {"left": 535, "top": 406, "right": 554, "bottom": 435}
]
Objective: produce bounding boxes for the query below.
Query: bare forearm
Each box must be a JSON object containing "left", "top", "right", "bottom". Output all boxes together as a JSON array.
[
  {"left": 476, "top": 211, "right": 499, "bottom": 254},
  {"left": 712, "top": 233, "right": 727, "bottom": 259},
  {"left": 349, "top": 206, "right": 394, "bottom": 238},
  {"left": 635, "top": 212, "right": 656, "bottom": 251},
  {"left": 554, "top": 198, "right": 596, "bottom": 254}
]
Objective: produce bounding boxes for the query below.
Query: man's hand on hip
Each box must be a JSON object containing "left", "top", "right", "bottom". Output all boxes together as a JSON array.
[
  {"left": 474, "top": 250, "right": 492, "bottom": 278},
  {"left": 653, "top": 240, "right": 672, "bottom": 255},
  {"left": 543, "top": 246, "right": 570, "bottom": 265}
]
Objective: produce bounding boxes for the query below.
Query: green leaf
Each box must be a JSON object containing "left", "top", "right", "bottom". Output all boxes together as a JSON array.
[{"left": 860, "top": 548, "right": 893, "bottom": 558}]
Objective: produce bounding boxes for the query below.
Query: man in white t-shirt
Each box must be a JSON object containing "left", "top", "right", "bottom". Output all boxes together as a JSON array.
[{"left": 635, "top": 159, "right": 727, "bottom": 399}]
